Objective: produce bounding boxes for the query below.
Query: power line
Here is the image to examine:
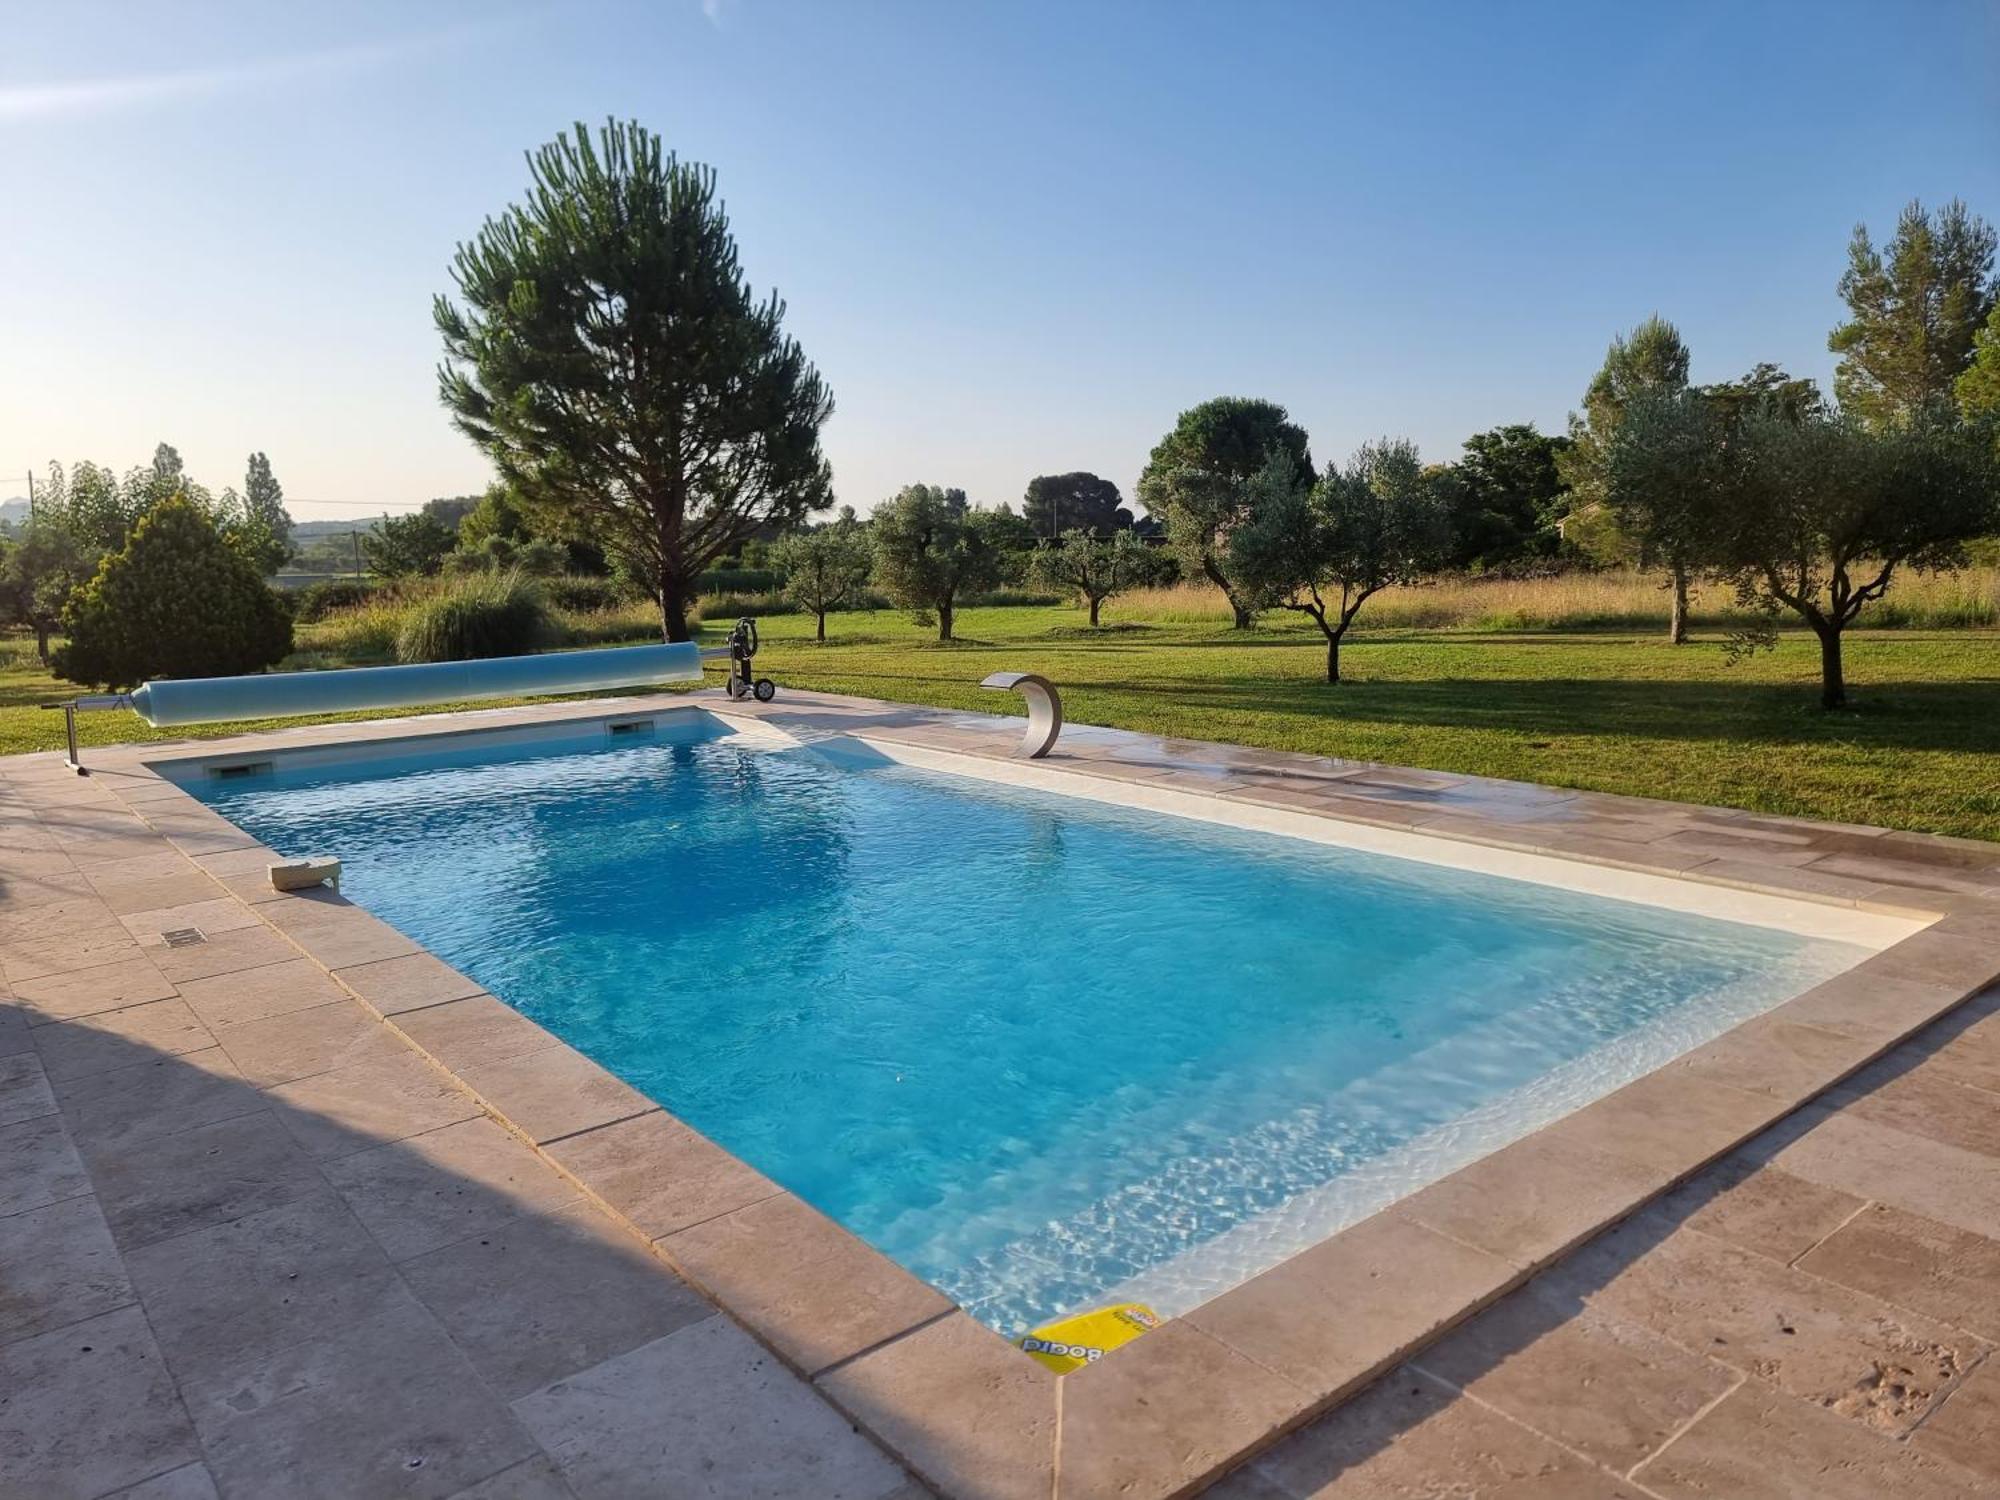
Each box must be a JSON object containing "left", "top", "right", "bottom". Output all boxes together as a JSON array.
[{"left": 273, "top": 499, "right": 442, "bottom": 511}]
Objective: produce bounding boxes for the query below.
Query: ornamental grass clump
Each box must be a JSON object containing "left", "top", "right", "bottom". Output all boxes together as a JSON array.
[{"left": 394, "top": 570, "right": 549, "bottom": 663}]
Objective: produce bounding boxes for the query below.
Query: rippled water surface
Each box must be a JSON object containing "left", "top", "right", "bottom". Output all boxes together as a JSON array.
[{"left": 192, "top": 720, "right": 1864, "bottom": 1332}]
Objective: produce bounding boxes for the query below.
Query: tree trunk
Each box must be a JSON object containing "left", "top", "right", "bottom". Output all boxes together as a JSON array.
[
  {"left": 938, "top": 600, "right": 954, "bottom": 642},
  {"left": 1325, "top": 632, "right": 1342, "bottom": 684},
  {"left": 659, "top": 587, "right": 692, "bottom": 645},
  {"left": 1668, "top": 564, "right": 1689, "bottom": 645},
  {"left": 1088, "top": 595, "right": 1102, "bottom": 627},
  {"left": 815, "top": 608, "right": 826, "bottom": 643},
  {"left": 35, "top": 623, "right": 50, "bottom": 663},
  {"left": 1201, "top": 554, "right": 1254, "bottom": 629},
  {"left": 1816, "top": 623, "right": 1846, "bottom": 710}
]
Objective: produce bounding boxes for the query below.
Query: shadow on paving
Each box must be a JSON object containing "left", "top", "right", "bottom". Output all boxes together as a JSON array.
[
  {"left": 1226, "top": 985, "right": 2000, "bottom": 1498},
  {"left": 0, "top": 997, "right": 923, "bottom": 1500}
]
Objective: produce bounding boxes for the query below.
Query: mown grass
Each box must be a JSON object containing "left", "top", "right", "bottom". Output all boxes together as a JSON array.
[{"left": 6, "top": 579, "right": 1998, "bottom": 839}]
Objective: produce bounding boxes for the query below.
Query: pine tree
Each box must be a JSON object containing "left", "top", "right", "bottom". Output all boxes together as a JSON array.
[
  {"left": 1830, "top": 199, "right": 1997, "bottom": 428},
  {"left": 1137, "top": 398, "right": 1313, "bottom": 629},
  {"left": 243, "top": 452, "right": 295, "bottom": 567},
  {"left": 436, "top": 119, "right": 833, "bottom": 642},
  {"left": 1557, "top": 317, "right": 1696, "bottom": 640},
  {"left": 1021, "top": 473, "right": 1133, "bottom": 540}
]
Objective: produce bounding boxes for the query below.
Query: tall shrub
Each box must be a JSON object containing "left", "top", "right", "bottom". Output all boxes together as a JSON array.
[{"left": 53, "top": 497, "right": 292, "bottom": 688}]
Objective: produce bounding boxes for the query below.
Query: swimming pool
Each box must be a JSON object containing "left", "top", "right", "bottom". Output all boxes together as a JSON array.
[{"left": 183, "top": 712, "right": 1875, "bottom": 1335}]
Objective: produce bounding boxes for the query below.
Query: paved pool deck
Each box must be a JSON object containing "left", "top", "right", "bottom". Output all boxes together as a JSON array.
[{"left": 3, "top": 686, "right": 1998, "bottom": 1499}]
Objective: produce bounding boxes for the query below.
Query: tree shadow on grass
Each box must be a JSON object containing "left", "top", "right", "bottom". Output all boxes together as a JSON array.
[{"left": 1118, "top": 675, "right": 2000, "bottom": 753}]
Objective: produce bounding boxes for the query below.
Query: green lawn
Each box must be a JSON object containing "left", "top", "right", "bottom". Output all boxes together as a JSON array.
[{"left": 6, "top": 605, "right": 1998, "bottom": 840}]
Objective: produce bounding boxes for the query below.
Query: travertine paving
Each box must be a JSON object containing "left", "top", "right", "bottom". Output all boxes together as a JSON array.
[{"left": 3, "top": 688, "right": 1998, "bottom": 1498}]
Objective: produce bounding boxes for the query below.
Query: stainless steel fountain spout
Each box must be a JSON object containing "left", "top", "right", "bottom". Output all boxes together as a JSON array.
[{"left": 978, "top": 672, "right": 1063, "bottom": 758}]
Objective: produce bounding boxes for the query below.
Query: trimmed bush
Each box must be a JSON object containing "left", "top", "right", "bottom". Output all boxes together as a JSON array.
[
  {"left": 53, "top": 496, "right": 293, "bottom": 688},
  {"left": 696, "top": 566, "right": 779, "bottom": 595},
  {"left": 542, "top": 574, "right": 636, "bottom": 613},
  {"left": 293, "top": 578, "right": 381, "bottom": 622},
  {"left": 394, "top": 572, "right": 549, "bottom": 663}
]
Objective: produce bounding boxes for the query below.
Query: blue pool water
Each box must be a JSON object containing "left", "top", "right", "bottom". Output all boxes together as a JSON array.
[{"left": 189, "top": 718, "right": 1865, "bottom": 1332}]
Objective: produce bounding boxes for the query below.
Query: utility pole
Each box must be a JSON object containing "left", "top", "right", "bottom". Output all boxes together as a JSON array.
[
  {"left": 25, "top": 468, "right": 35, "bottom": 519},
  {"left": 350, "top": 530, "right": 363, "bottom": 580}
]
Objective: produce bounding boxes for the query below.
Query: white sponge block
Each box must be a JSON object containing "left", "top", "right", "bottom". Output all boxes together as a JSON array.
[{"left": 268, "top": 857, "right": 342, "bottom": 893}]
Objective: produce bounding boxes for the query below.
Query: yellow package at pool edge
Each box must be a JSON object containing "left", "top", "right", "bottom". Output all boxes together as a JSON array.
[{"left": 1019, "top": 1302, "right": 1160, "bottom": 1374}]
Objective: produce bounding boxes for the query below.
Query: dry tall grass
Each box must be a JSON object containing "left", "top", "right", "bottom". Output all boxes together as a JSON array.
[{"left": 1112, "top": 566, "right": 2000, "bottom": 631}]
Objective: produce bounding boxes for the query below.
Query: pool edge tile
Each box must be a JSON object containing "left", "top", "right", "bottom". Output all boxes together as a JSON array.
[
  {"left": 660, "top": 1192, "right": 955, "bottom": 1380},
  {"left": 448, "top": 1041, "right": 653, "bottom": 1147},
  {"left": 1179, "top": 1209, "right": 1518, "bottom": 1398},
  {"left": 541, "top": 1108, "right": 785, "bottom": 1242},
  {"left": 814, "top": 1313, "right": 1058, "bottom": 1500},
  {"left": 1057, "top": 1320, "right": 1317, "bottom": 1500}
]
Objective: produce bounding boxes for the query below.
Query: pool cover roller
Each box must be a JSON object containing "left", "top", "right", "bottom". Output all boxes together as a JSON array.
[{"left": 123, "top": 641, "right": 705, "bottom": 727}]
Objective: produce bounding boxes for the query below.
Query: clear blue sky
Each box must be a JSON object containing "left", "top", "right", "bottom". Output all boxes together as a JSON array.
[{"left": 3, "top": 0, "right": 1996, "bottom": 522}]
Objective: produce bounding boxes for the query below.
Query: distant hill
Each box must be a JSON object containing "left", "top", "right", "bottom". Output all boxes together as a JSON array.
[
  {"left": 0, "top": 508, "right": 405, "bottom": 539},
  {"left": 291, "top": 517, "right": 385, "bottom": 539}
]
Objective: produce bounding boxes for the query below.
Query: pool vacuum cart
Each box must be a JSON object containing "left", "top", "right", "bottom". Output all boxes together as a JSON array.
[
  {"left": 43, "top": 627, "right": 779, "bottom": 774},
  {"left": 722, "top": 617, "right": 776, "bottom": 703}
]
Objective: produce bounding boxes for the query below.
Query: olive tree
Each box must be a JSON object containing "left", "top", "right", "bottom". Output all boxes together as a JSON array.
[
  {"left": 772, "top": 511, "right": 873, "bottom": 641},
  {"left": 1600, "top": 390, "right": 1736, "bottom": 636},
  {"left": 1226, "top": 441, "right": 1454, "bottom": 683},
  {"left": 1028, "top": 529, "right": 1166, "bottom": 626},
  {"left": 870, "top": 485, "right": 1003, "bottom": 641},
  {"left": 0, "top": 519, "right": 94, "bottom": 661},
  {"left": 1720, "top": 411, "right": 1997, "bottom": 708}
]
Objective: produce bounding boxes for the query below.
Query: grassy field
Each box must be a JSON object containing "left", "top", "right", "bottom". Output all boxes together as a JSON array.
[{"left": 4, "top": 585, "right": 1998, "bottom": 839}]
